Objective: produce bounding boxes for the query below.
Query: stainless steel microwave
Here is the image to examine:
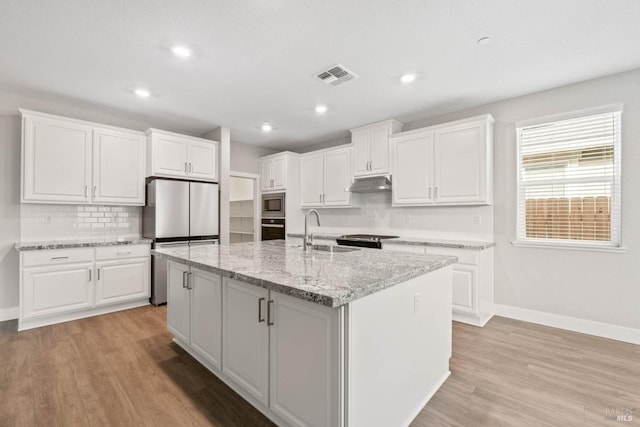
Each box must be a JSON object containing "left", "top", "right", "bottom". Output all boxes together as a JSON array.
[{"left": 262, "top": 192, "right": 285, "bottom": 217}]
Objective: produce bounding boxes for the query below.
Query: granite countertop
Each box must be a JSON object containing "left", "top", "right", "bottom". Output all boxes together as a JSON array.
[
  {"left": 15, "top": 237, "right": 152, "bottom": 251},
  {"left": 152, "top": 240, "right": 456, "bottom": 308},
  {"left": 287, "top": 233, "right": 495, "bottom": 250}
]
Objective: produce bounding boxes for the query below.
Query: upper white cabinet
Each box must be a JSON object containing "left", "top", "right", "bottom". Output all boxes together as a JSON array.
[
  {"left": 146, "top": 129, "right": 219, "bottom": 182},
  {"left": 351, "top": 119, "right": 402, "bottom": 177},
  {"left": 20, "top": 110, "right": 145, "bottom": 205},
  {"left": 260, "top": 152, "right": 295, "bottom": 192},
  {"left": 391, "top": 114, "right": 494, "bottom": 206},
  {"left": 300, "top": 146, "right": 354, "bottom": 208},
  {"left": 92, "top": 127, "right": 145, "bottom": 205}
]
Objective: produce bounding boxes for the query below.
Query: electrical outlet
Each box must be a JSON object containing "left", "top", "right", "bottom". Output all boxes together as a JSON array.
[
  {"left": 413, "top": 293, "right": 422, "bottom": 313},
  {"left": 45, "top": 215, "right": 52, "bottom": 223},
  {"left": 473, "top": 215, "right": 481, "bottom": 225}
]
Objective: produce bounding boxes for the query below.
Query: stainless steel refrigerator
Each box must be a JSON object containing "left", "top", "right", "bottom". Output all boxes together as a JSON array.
[{"left": 143, "top": 178, "right": 219, "bottom": 305}]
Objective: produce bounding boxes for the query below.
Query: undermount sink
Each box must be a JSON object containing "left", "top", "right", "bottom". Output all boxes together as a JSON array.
[{"left": 293, "top": 244, "right": 361, "bottom": 253}]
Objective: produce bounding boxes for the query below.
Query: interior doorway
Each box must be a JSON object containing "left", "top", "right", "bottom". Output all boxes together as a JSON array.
[{"left": 229, "top": 172, "right": 260, "bottom": 243}]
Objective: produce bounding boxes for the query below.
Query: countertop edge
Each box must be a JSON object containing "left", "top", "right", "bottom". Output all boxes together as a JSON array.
[
  {"left": 286, "top": 233, "right": 495, "bottom": 250},
  {"left": 15, "top": 238, "right": 153, "bottom": 251},
  {"left": 152, "top": 249, "right": 457, "bottom": 308}
]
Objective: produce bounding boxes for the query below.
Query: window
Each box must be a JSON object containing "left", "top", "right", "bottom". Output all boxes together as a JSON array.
[{"left": 516, "top": 106, "right": 622, "bottom": 249}]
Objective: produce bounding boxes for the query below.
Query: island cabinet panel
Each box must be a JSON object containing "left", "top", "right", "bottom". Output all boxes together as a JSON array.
[
  {"left": 222, "top": 278, "right": 270, "bottom": 406},
  {"left": 190, "top": 269, "right": 223, "bottom": 370},
  {"left": 167, "top": 261, "right": 191, "bottom": 344},
  {"left": 347, "top": 267, "right": 452, "bottom": 427},
  {"left": 269, "top": 292, "right": 341, "bottom": 427},
  {"left": 167, "top": 262, "right": 223, "bottom": 369}
]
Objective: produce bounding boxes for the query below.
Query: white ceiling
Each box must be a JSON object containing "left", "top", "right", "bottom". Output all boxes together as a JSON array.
[{"left": 1, "top": 0, "right": 639, "bottom": 149}]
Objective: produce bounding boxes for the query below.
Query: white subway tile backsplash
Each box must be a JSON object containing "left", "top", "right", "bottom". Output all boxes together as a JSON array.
[{"left": 20, "top": 204, "right": 141, "bottom": 241}]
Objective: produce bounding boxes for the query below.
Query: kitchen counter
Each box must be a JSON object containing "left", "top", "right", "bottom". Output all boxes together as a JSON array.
[
  {"left": 15, "top": 237, "right": 152, "bottom": 251},
  {"left": 152, "top": 240, "right": 456, "bottom": 308},
  {"left": 287, "top": 232, "right": 495, "bottom": 250}
]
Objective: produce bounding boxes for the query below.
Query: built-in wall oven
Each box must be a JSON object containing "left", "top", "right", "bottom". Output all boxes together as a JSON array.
[
  {"left": 262, "top": 192, "right": 285, "bottom": 217},
  {"left": 261, "top": 218, "right": 285, "bottom": 240}
]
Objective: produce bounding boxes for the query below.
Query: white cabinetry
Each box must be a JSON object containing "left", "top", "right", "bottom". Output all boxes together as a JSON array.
[
  {"left": 300, "top": 146, "right": 354, "bottom": 208},
  {"left": 19, "top": 245, "right": 151, "bottom": 331},
  {"left": 20, "top": 110, "right": 145, "bottom": 205},
  {"left": 351, "top": 119, "right": 402, "bottom": 177},
  {"left": 383, "top": 243, "right": 494, "bottom": 327},
  {"left": 146, "top": 129, "right": 219, "bottom": 181},
  {"left": 391, "top": 114, "right": 493, "bottom": 206},
  {"left": 260, "top": 152, "right": 293, "bottom": 192},
  {"left": 222, "top": 278, "right": 270, "bottom": 405},
  {"left": 167, "top": 262, "right": 223, "bottom": 370}
]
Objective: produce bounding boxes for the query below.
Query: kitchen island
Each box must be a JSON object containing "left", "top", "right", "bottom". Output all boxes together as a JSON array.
[{"left": 152, "top": 240, "right": 456, "bottom": 427}]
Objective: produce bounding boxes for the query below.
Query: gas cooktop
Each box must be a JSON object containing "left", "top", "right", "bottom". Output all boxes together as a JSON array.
[{"left": 336, "top": 234, "right": 399, "bottom": 249}]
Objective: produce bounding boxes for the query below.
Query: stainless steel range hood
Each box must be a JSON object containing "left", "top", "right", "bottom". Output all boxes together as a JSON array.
[{"left": 345, "top": 175, "right": 392, "bottom": 193}]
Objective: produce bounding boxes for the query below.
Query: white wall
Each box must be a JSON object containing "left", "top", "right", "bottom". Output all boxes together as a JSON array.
[
  {"left": 230, "top": 141, "right": 277, "bottom": 174},
  {"left": 404, "top": 69, "right": 640, "bottom": 332},
  {"left": 0, "top": 116, "right": 21, "bottom": 318}
]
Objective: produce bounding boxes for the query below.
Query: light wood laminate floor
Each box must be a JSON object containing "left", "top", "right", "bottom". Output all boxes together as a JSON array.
[{"left": 1, "top": 306, "right": 638, "bottom": 426}]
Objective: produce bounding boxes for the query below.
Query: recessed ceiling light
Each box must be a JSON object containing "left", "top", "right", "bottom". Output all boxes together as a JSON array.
[
  {"left": 315, "top": 105, "right": 327, "bottom": 114},
  {"left": 134, "top": 88, "right": 151, "bottom": 98},
  {"left": 262, "top": 122, "right": 272, "bottom": 133},
  {"left": 400, "top": 73, "right": 416, "bottom": 84},
  {"left": 171, "top": 45, "right": 193, "bottom": 58},
  {"left": 477, "top": 37, "right": 492, "bottom": 45}
]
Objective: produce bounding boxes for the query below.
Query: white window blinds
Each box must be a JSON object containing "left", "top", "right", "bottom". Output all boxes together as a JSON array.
[{"left": 516, "top": 108, "right": 622, "bottom": 247}]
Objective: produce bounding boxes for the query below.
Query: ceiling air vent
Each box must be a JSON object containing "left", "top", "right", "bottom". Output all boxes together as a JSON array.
[{"left": 315, "top": 64, "right": 359, "bottom": 86}]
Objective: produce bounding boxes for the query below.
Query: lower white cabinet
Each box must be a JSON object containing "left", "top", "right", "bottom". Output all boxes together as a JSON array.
[
  {"left": 168, "top": 270, "right": 340, "bottom": 426},
  {"left": 383, "top": 243, "right": 494, "bottom": 327},
  {"left": 19, "top": 245, "right": 151, "bottom": 331},
  {"left": 22, "top": 262, "right": 95, "bottom": 319},
  {"left": 167, "top": 262, "right": 223, "bottom": 369}
]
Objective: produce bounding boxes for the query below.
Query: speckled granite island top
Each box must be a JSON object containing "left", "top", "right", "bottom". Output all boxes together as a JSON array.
[
  {"left": 15, "top": 237, "right": 152, "bottom": 251},
  {"left": 152, "top": 240, "right": 457, "bottom": 308}
]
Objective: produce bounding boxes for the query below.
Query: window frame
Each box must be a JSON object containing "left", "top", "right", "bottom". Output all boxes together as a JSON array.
[{"left": 513, "top": 104, "right": 624, "bottom": 252}]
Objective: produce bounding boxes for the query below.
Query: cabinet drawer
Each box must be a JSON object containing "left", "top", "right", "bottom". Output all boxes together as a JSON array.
[
  {"left": 424, "top": 247, "right": 479, "bottom": 265},
  {"left": 95, "top": 244, "right": 150, "bottom": 260},
  {"left": 22, "top": 248, "right": 94, "bottom": 267}
]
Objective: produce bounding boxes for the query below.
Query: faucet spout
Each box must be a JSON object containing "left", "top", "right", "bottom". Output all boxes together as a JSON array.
[{"left": 303, "top": 209, "right": 321, "bottom": 253}]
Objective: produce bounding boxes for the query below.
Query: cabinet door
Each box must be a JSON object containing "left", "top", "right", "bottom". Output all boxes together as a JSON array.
[
  {"left": 188, "top": 140, "right": 218, "bottom": 181},
  {"left": 369, "top": 124, "right": 390, "bottom": 175},
  {"left": 153, "top": 133, "right": 189, "bottom": 178},
  {"left": 300, "top": 154, "right": 324, "bottom": 208},
  {"left": 22, "top": 115, "right": 92, "bottom": 203},
  {"left": 222, "top": 278, "right": 269, "bottom": 406},
  {"left": 272, "top": 156, "right": 286, "bottom": 190},
  {"left": 352, "top": 129, "right": 370, "bottom": 177},
  {"left": 95, "top": 258, "right": 150, "bottom": 306},
  {"left": 92, "top": 128, "right": 145, "bottom": 205},
  {"left": 167, "top": 261, "right": 190, "bottom": 344},
  {"left": 323, "top": 148, "right": 352, "bottom": 207},
  {"left": 269, "top": 292, "right": 340, "bottom": 427},
  {"left": 190, "top": 268, "right": 222, "bottom": 370},
  {"left": 433, "top": 123, "right": 486, "bottom": 204},
  {"left": 392, "top": 133, "right": 434, "bottom": 206},
  {"left": 22, "top": 263, "right": 94, "bottom": 319},
  {"left": 260, "top": 159, "right": 273, "bottom": 191},
  {"left": 451, "top": 264, "right": 478, "bottom": 315}
]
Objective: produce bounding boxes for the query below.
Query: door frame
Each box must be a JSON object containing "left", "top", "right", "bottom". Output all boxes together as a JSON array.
[{"left": 229, "top": 171, "right": 261, "bottom": 242}]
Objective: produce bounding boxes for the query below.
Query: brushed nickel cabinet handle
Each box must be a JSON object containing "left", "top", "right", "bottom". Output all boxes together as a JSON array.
[
  {"left": 187, "top": 272, "right": 193, "bottom": 290},
  {"left": 51, "top": 256, "right": 69, "bottom": 260},
  {"left": 97, "top": 268, "right": 100, "bottom": 280},
  {"left": 267, "top": 300, "right": 274, "bottom": 326},
  {"left": 258, "top": 297, "right": 265, "bottom": 323},
  {"left": 182, "top": 271, "right": 188, "bottom": 288},
  {"left": 184, "top": 162, "right": 188, "bottom": 173},
  {"left": 435, "top": 186, "right": 439, "bottom": 198},
  {"left": 84, "top": 185, "right": 88, "bottom": 197},
  {"left": 189, "top": 163, "right": 193, "bottom": 173},
  {"left": 88, "top": 269, "right": 92, "bottom": 282},
  {"left": 117, "top": 251, "right": 132, "bottom": 256},
  {"left": 93, "top": 186, "right": 96, "bottom": 198}
]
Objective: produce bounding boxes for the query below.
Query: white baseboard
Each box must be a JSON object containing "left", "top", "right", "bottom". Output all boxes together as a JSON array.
[
  {"left": 494, "top": 304, "right": 640, "bottom": 345},
  {"left": 0, "top": 306, "right": 19, "bottom": 322}
]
